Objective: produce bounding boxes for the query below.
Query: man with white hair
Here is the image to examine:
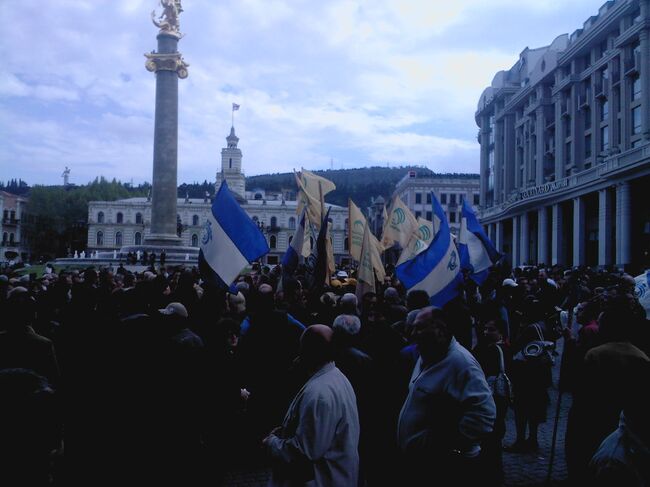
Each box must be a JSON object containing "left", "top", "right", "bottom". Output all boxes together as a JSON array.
[{"left": 339, "top": 293, "right": 359, "bottom": 316}]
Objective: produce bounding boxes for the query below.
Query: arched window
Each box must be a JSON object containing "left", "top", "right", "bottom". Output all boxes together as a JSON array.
[
  {"left": 2, "top": 210, "right": 7, "bottom": 220},
  {"left": 270, "top": 235, "right": 277, "bottom": 249},
  {"left": 229, "top": 158, "right": 232, "bottom": 169},
  {"left": 191, "top": 234, "right": 198, "bottom": 247},
  {"left": 97, "top": 211, "right": 104, "bottom": 223},
  {"left": 288, "top": 235, "right": 293, "bottom": 245},
  {"left": 2, "top": 232, "right": 7, "bottom": 244},
  {"left": 288, "top": 217, "right": 296, "bottom": 230},
  {"left": 10, "top": 210, "right": 15, "bottom": 220},
  {"left": 115, "top": 231, "right": 122, "bottom": 246},
  {"left": 116, "top": 212, "right": 123, "bottom": 223},
  {"left": 192, "top": 214, "right": 199, "bottom": 226},
  {"left": 134, "top": 232, "right": 142, "bottom": 245},
  {"left": 271, "top": 216, "right": 277, "bottom": 228},
  {"left": 9, "top": 233, "right": 14, "bottom": 244},
  {"left": 344, "top": 236, "right": 349, "bottom": 251},
  {"left": 96, "top": 231, "right": 104, "bottom": 246},
  {"left": 135, "top": 212, "right": 143, "bottom": 224}
]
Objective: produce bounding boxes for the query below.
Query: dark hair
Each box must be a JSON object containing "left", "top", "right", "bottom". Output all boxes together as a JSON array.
[{"left": 406, "top": 289, "right": 430, "bottom": 311}]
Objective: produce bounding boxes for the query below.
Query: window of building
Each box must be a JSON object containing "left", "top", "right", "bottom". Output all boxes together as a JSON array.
[
  {"left": 585, "top": 134, "right": 592, "bottom": 159},
  {"left": 564, "top": 117, "right": 571, "bottom": 138},
  {"left": 135, "top": 232, "right": 142, "bottom": 245},
  {"left": 135, "top": 212, "right": 143, "bottom": 224},
  {"left": 488, "top": 149, "right": 495, "bottom": 192},
  {"left": 601, "top": 99, "right": 609, "bottom": 122},
  {"left": 584, "top": 106, "right": 592, "bottom": 129},
  {"left": 97, "top": 212, "right": 104, "bottom": 223},
  {"left": 426, "top": 193, "right": 431, "bottom": 204},
  {"left": 115, "top": 231, "right": 122, "bottom": 246},
  {"left": 116, "top": 212, "right": 123, "bottom": 224},
  {"left": 426, "top": 211, "right": 432, "bottom": 221},
  {"left": 601, "top": 126, "right": 609, "bottom": 152},
  {"left": 288, "top": 217, "right": 296, "bottom": 230},
  {"left": 96, "top": 231, "right": 104, "bottom": 246},
  {"left": 269, "top": 235, "right": 276, "bottom": 249},
  {"left": 2, "top": 210, "right": 7, "bottom": 221},
  {"left": 2, "top": 232, "right": 7, "bottom": 244},
  {"left": 229, "top": 158, "right": 232, "bottom": 169},
  {"left": 270, "top": 216, "right": 277, "bottom": 228},
  {"left": 415, "top": 211, "right": 422, "bottom": 219},
  {"left": 632, "top": 77, "right": 641, "bottom": 101},
  {"left": 415, "top": 193, "right": 422, "bottom": 204},
  {"left": 440, "top": 193, "right": 447, "bottom": 204},
  {"left": 450, "top": 194, "right": 456, "bottom": 205},
  {"left": 344, "top": 236, "right": 349, "bottom": 251},
  {"left": 9, "top": 233, "right": 14, "bottom": 244},
  {"left": 632, "top": 106, "right": 642, "bottom": 135},
  {"left": 192, "top": 214, "right": 199, "bottom": 226},
  {"left": 473, "top": 193, "right": 480, "bottom": 205},
  {"left": 449, "top": 212, "right": 456, "bottom": 223},
  {"left": 565, "top": 142, "right": 572, "bottom": 165},
  {"left": 192, "top": 234, "right": 198, "bottom": 247}
]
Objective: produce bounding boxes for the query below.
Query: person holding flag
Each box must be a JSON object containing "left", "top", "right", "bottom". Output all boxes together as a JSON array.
[
  {"left": 396, "top": 192, "right": 463, "bottom": 308},
  {"left": 199, "top": 180, "right": 269, "bottom": 290},
  {"left": 458, "top": 200, "right": 502, "bottom": 285}
]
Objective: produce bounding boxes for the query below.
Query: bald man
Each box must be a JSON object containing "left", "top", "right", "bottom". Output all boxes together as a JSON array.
[{"left": 263, "top": 325, "right": 360, "bottom": 486}]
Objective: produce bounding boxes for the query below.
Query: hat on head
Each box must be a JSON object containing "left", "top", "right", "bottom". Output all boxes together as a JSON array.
[
  {"left": 502, "top": 278, "right": 518, "bottom": 288},
  {"left": 158, "top": 302, "right": 188, "bottom": 318}
]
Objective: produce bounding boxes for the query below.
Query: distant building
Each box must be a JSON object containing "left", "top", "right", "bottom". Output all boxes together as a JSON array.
[
  {"left": 87, "top": 127, "right": 348, "bottom": 265},
  {"left": 393, "top": 170, "right": 481, "bottom": 235},
  {"left": 0, "top": 191, "right": 29, "bottom": 262},
  {"left": 476, "top": 0, "right": 650, "bottom": 269}
]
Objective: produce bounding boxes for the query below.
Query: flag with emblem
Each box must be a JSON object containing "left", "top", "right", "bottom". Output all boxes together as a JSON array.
[
  {"left": 396, "top": 217, "right": 434, "bottom": 265},
  {"left": 396, "top": 192, "right": 463, "bottom": 307},
  {"left": 381, "top": 195, "right": 418, "bottom": 249}
]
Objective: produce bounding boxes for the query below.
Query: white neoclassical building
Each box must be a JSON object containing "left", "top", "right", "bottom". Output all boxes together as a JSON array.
[{"left": 87, "top": 127, "right": 349, "bottom": 265}]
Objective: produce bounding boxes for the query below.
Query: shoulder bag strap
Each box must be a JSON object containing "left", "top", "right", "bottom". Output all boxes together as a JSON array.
[
  {"left": 533, "top": 323, "right": 544, "bottom": 341},
  {"left": 496, "top": 344, "right": 505, "bottom": 373}
]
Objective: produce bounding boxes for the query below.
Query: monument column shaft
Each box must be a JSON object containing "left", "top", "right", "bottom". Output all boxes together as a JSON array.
[{"left": 146, "top": 33, "right": 185, "bottom": 245}]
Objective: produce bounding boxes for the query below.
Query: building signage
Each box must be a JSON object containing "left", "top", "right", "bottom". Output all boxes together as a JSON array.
[{"left": 519, "top": 179, "right": 569, "bottom": 201}]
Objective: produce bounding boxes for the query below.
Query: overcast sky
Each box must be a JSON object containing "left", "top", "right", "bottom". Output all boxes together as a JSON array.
[{"left": 1, "top": 0, "right": 605, "bottom": 186}]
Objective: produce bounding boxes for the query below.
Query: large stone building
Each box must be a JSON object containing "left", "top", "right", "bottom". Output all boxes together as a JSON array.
[
  {"left": 476, "top": 0, "right": 650, "bottom": 270},
  {"left": 393, "top": 170, "right": 481, "bottom": 235},
  {"left": 0, "top": 191, "right": 29, "bottom": 263},
  {"left": 87, "top": 127, "right": 348, "bottom": 265}
]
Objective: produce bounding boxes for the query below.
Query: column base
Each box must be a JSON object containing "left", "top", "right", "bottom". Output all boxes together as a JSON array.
[{"left": 144, "top": 233, "right": 183, "bottom": 247}]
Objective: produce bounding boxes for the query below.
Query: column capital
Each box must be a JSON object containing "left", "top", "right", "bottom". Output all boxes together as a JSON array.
[{"left": 145, "top": 52, "right": 189, "bottom": 79}]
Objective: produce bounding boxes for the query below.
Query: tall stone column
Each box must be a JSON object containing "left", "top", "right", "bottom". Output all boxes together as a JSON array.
[
  {"left": 552, "top": 203, "right": 564, "bottom": 265},
  {"left": 598, "top": 188, "right": 614, "bottom": 267},
  {"left": 503, "top": 115, "right": 515, "bottom": 198},
  {"left": 616, "top": 182, "right": 632, "bottom": 267},
  {"left": 538, "top": 207, "right": 549, "bottom": 265},
  {"left": 495, "top": 220, "right": 504, "bottom": 254},
  {"left": 512, "top": 216, "right": 520, "bottom": 267},
  {"left": 535, "top": 108, "right": 545, "bottom": 185},
  {"left": 640, "top": 1, "right": 650, "bottom": 139},
  {"left": 479, "top": 118, "right": 490, "bottom": 207},
  {"left": 573, "top": 197, "right": 586, "bottom": 266},
  {"left": 494, "top": 120, "right": 504, "bottom": 203},
  {"left": 143, "top": 5, "right": 189, "bottom": 247},
  {"left": 520, "top": 212, "right": 530, "bottom": 264}
]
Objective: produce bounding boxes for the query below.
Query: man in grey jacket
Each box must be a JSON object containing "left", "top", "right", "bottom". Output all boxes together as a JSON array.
[{"left": 397, "top": 307, "right": 496, "bottom": 485}]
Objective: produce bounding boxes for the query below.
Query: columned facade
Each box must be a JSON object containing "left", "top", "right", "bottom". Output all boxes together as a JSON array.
[{"left": 476, "top": 0, "right": 650, "bottom": 271}]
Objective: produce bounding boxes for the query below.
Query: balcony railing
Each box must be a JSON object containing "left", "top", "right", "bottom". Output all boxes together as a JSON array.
[{"left": 2, "top": 218, "right": 19, "bottom": 225}]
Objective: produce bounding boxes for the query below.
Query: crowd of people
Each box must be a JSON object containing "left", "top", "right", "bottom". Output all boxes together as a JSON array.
[{"left": 0, "top": 259, "right": 648, "bottom": 486}]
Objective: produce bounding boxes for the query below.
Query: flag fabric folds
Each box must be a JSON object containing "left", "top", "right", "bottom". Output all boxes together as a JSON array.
[
  {"left": 634, "top": 271, "right": 650, "bottom": 315},
  {"left": 355, "top": 220, "right": 376, "bottom": 306},
  {"left": 295, "top": 169, "right": 336, "bottom": 229},
  {"left": 199, "top": 181, "right": 269, "bottom": 288},
  {"left": 348, "top": 199, "right": 366, "bottom": 262},
  {"left": 281, "top": 209, "right": 307, "bottom": 275},
  {"left": 396, "top": 217, "right": 434, "bottom": 266},
  {"left": 382, "top": 195, "right": 418, "bottom": 250},
  {"left": 232, "top": 103, "right": 240, "bottom": 111},
  {"left": 396, "top": 193, "right": 463, "bottom": 308},
  {"left": 458, "top": 200, "right": 501, "bottom": 284}
]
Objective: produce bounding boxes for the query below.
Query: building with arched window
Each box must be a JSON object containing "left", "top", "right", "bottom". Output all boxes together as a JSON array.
[
  {"left": 96, "top": 231, "right": 104, "bottom": 246},
  {"left": 0, "top": 191, "right": 29, "bottom": 262},
  {"left": 115, "top": 231, "right": 122, "bottom": 246},
  {"left": 86, "top": 126, "right": 350, "bottom": 264}
]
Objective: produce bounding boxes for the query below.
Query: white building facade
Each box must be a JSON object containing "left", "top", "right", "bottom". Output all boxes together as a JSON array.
[
  {"left": 393, "top": 170, "right": 481, "bottom": 235},
  {"left": 1, "top": 191, "right": 29, "bottom": 262},
  {"left": 476, "top": 0, "right": 650, "bottom": 270},
  {"left": 87, "top": 127, "right": 348, "bottom": 265}
]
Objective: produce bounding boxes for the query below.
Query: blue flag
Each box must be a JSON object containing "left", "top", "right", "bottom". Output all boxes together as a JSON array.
[
  {"left": 458, "top": 200, "right": 501, "bottom": 285},
  {"left": 396, "top": 193, "right": 463, "bottom": 308},
  {"left": 199, "top": 181, "right": 269, "bottom": 289},
  {"left": 282, "top": 209, "right": 306, "bottom": 275}
]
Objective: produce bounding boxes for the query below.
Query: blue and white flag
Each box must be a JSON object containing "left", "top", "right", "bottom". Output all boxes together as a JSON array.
[
  {"left": 396, "top": 192, "right": 463, "bottom": 308},
  {"left": 458, "top": 200, "right": 501, "bottom": 285},
  {"left": 282, "top": 208, "right": 306, "bottom": 275},
  {"left": 199, "top": 181, "right": 269, "bottom": 289}
]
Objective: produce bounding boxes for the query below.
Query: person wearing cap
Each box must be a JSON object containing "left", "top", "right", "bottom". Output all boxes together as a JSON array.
[{"left": 397, "top": 307, "right": 496, "bottom": 485}]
